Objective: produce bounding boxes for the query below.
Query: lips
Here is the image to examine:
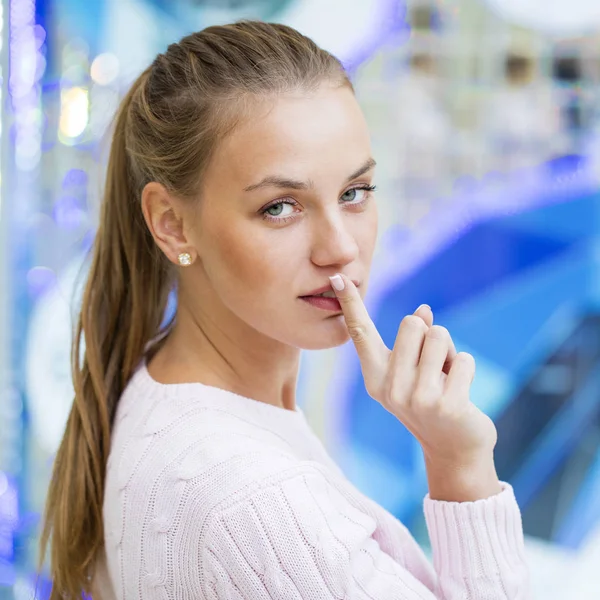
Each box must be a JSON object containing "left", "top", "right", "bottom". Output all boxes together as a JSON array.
[
  {"left": 301, "top": 280, "right": 360, "bottom": 297},
  {"left": 300, "top": 295, "right": 342, "bottom": 312}
]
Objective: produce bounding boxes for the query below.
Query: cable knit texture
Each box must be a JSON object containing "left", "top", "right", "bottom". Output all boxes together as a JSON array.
[{"left": 93, "top": 362, "right": 530, "bottom": 599}]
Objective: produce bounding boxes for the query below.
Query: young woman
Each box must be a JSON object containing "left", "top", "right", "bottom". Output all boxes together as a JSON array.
[{"left": 40, "top": 20, "right": 530, "bottom": 599}]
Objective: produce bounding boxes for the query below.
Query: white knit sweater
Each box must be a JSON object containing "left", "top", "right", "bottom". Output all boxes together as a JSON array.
[{"left": 93, "top": 362, "right": 530, "bottom": 599}]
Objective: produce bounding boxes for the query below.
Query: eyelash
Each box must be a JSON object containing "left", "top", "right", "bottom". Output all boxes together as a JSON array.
[{"left": 260, "top": 184, "right": 377, "bottom": 224}]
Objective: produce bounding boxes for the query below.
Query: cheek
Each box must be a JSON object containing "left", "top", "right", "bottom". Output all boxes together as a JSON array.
[
  {"left": 358, "top": 203, "right": 378, "bottom": 258},
  {"left": 210, "top": 222, "right": 286, "bottom": 290}
]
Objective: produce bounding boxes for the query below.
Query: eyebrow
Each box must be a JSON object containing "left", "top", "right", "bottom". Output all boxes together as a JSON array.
[{"left": 243, "top": 157, "right": 377, "bottom": 193}]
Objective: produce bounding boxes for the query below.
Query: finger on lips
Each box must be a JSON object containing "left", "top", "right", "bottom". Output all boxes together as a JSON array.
[{"left": 329, "top": 273, "right": 389, "bottom": 382}]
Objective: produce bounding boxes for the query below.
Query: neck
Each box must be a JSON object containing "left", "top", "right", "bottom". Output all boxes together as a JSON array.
[{"left": 148, "top": 294, "right": 301, "bottom": 412}]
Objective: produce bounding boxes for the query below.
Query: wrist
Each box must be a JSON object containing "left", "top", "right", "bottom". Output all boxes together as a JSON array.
[{"left": 424, "top": 452, "right": 502, "bottom": 502}]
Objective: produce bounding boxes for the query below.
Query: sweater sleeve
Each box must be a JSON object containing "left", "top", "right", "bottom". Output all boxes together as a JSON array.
[
  {"left": 424, "top": 482, "right": 530, "bottom": 598},
  {"left": 201, "top": 465, "right": 530, "bottom": 600}
]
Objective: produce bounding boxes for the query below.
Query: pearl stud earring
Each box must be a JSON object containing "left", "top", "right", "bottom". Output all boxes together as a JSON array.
[{"left": 178, "top": 252, "right": 192, "bottom": 266}]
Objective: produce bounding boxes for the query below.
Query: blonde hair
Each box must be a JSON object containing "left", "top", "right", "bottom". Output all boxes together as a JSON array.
[{"left": 39, "top": 20, "right": 350, "bottom": 598}]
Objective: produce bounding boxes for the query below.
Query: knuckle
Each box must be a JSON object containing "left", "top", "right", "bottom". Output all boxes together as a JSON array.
[
  {"left": 401, "top": 315, "right": 427, "bottom": 332},
  {"left": 346, "top": 322, "right": 368, "bottom": 344},
  {"left": 456, "top": 352, "right": 475, "bottom": 367},
  {"left": 427, "top": 325, "right": 448, "bottom": 340}
]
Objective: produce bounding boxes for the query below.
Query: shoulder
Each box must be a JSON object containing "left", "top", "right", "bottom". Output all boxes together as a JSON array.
[
  {"left": 104, "top": 375, "right": 315, "bottom": 542},
  {"left": 108, "top": 373, "right": 303, "bottom": 485},
  {"left": 105, "top": 389, "right": 304, "bottom": 512}
]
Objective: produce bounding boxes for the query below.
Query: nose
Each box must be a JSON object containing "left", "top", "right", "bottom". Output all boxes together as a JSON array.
[{"left": 309, "top": 212, "right": 359, "bottom": 268}]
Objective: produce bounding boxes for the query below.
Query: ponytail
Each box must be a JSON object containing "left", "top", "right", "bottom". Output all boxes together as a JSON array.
[{"left": 39, "top": 67, "right": 173, "bottom": 598}]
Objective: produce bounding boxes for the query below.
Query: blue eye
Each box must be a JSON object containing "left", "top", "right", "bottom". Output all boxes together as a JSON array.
[
  {"left": 262, "top": 200, "right": 298, "bottom": 223},
  {"left": 265, "top": 203, "right": 292, "bottom": 217},
  {"left": 341, "top": 185, "right": 376, "bottom": 203},
  {"left": 342, "top": 189, "right": 358, "bottom": 202},
  {"left": 260, "top": 184, "right": 376, "bottom": 224}
]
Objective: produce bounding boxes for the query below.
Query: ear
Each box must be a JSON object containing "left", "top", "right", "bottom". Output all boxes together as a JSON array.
[{"left": 141, "top": 181, "right": 195, "bottom": 265}]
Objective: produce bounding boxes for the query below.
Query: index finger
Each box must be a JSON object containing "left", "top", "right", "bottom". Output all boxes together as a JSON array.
[{"left": 329, "top": 274, "right": 389, "bottom": 389}]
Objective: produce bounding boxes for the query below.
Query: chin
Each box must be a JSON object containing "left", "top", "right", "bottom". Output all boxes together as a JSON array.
[{"left": 295, "top": 317, "right": 351, "bottom": 350}]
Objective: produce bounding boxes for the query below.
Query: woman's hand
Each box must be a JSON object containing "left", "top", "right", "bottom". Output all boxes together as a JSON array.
[{"left": 330, "top": 273, "right": 501, "bottom": 501}]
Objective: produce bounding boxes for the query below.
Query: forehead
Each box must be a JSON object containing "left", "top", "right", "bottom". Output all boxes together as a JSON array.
[{"left": 207, "top": 85, "right": 371, "bottom": 185}]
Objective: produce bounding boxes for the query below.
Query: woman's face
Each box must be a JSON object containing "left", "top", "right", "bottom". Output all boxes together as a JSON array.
[{"left": 187, "top": 83, "right": 378, "bottom": 350}]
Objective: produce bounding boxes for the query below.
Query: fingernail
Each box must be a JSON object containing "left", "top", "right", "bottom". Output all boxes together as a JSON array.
[
  {"left": 417, "top": 304, "right": 430, "bottom": 311},
  {"left": 329, "top": 274, "right": 345, "bottom": 292}
]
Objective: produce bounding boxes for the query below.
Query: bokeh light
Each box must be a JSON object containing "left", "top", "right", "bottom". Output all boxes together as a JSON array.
[
  {"left": 58, "top": 86, "right": 89, "bottom": 140},
  {"left": 90, "top": 52, "right": 120, "bottom": 85}
]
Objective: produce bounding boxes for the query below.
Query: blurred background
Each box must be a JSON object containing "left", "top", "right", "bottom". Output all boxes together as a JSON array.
[{"left": 1, "top": 0, "right": 600, "bottom": 597}]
